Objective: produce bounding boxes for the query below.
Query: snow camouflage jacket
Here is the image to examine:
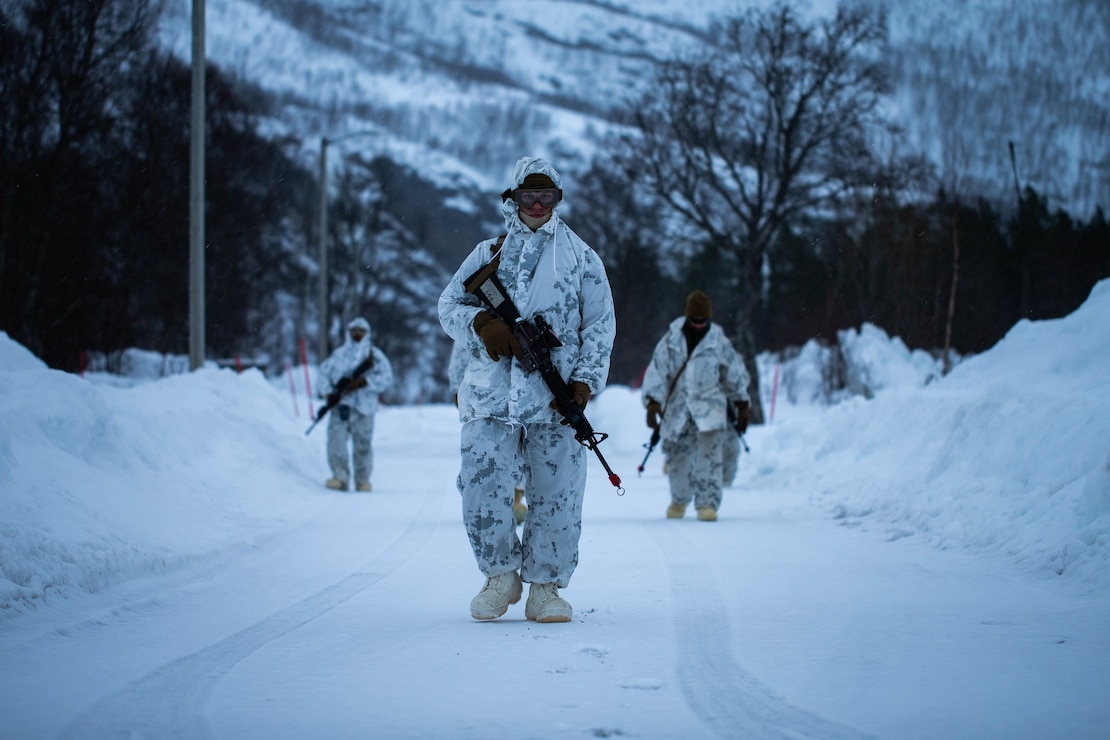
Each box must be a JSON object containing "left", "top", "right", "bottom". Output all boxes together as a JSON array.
[
  {"left": 438, "top": 159, "right": 616, "bottom": 426},
  {"left": 318, "top": 331, "right": 393, "bottom": 416},
  {"left": 447, "top": 340, "right": 468, "bottom": 391},
  {"left": 641, "top": 317, "right": 751, "bottom": 441}
]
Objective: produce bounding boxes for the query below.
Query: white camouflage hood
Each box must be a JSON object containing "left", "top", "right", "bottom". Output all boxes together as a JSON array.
[{"left": 498, "top": 156, "right": 564, "bottom": 224}]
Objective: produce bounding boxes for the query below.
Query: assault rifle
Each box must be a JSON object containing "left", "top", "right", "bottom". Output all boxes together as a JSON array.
[
  {"left": 304, "top": 352, "right": 375, "bottom": 436},
  {"left": 464, "top": 258, "right": 624, "bottom": 493}
]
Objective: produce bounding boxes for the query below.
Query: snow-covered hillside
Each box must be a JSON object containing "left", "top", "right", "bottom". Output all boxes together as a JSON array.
[{"left": 156, "top": 0, "right": 1109, "bottom": 215}]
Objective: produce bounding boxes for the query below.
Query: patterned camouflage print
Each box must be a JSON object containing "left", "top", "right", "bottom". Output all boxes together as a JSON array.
[
  {"left": 318, "top": 331, "right": 394, "bottom": 417},
  {"left": 438, "top": 170, "right": 615, "bottom": 425},
  {"left": 439, "top": 157, "right": 615, "bottom": 591},
  {"left": 447, "top": 340, "right": 469, "bottom": 390},
  {"left": 641, "top": 318, "right": 749, "bottom": 439},
  {"left": 319, "top": 325, "right": 393, "bottom": 486},
  {"left": 326, "top": 408, "right": 375, "bottom": 484},
  {"left": 722, "top": 426, "right": 741, "bottom": 487},
  {"left": 662, "top": 416, "right": 727, "bottom": 509},
  {"left": 642, "top": 317, "right": 750, "bottom": 512},
  {"left": 439, "top": 223, "right": 615, "bottom": 424},
  {"left": 458, "top": 419, "right": 586, "bottom": 586}
]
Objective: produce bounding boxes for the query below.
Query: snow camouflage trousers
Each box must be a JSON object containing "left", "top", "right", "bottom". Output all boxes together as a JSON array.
[
  {"left": 327, "top": 406, "right": 375, "bottom": 484},
  {"left": 458, "top": 418, "right": 586, "bottom": 588},
  {"left": 662, "top": 415, "right": 727, "bottom": 510},
  {"left": 723, "top": 427, "right": 741, "bottom": 488}
]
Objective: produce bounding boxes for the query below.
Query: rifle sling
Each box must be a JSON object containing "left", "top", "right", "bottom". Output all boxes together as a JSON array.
[
  {"left": 659, "top": 354, "right": 692, "bottom": 420},
  {"left": 462, "top": 234, "right": 507, "bottom": 297}
]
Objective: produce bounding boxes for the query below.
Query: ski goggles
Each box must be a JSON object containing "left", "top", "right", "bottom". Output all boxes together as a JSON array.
[{"left": 513, "top": 189, "right": 562, "bottom": 207}]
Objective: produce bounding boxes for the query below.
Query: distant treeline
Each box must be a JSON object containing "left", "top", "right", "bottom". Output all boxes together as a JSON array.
[
  {"left": 568, "top": 3, "right": 1110, "bottom": 416},
  {"left": 0, "top": 0, "right": 464, "bottom": 399},
  {"left": 1, "top": 0, "right": 317, "bottom": 371},
  {"left": 574, "top": 166, "right": 1110, "bottom": 391}
]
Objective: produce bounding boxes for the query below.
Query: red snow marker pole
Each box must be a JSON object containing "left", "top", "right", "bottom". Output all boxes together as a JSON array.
[{"left": 631, "top": 364, "right": 646, "bottom": 391}]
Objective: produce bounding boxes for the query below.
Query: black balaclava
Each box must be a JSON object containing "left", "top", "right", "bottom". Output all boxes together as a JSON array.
[{"left": 682, "top": 290, "right": 712, "bottom": 354}]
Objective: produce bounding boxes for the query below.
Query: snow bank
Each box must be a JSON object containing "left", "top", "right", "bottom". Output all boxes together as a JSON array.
[
  {"left": 761, "top": 322, "right": 947, "bottom": 410},
  {"left": 749, "top": 281, "right": 1110, "bottom": 593},
  {"left": 2, "top": 280, "right": 1108, "bottom": 623},
  {"left": 0, "top": 354, "right": 326, "bottom": 619}
]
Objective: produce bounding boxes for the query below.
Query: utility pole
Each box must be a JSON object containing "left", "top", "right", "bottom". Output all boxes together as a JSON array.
[
  {"left": 1009, "top": 140, "right": 1031, "bottom": 317},
  {"left": 189, "top": 0, "right": 206, "bottom": 371},
  {"left": 317, "top": 136, "right": 329, "bottom": 363}
]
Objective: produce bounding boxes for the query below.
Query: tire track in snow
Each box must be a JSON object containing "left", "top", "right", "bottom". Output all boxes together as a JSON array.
[
  {"left": 57, "top": 485, "right": 444, "bottom": 740},
  {"left": 646, "top": 524, "right": 876, "bottom": 740}
]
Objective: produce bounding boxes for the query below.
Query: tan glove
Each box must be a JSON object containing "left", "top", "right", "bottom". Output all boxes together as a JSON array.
[
  {"left": 646, "top": 398, "right": 662, "bottom": 430},
  {"left": 563, "top": 381, "right": 590, "bottom": 411},
  {"left": 474, "top": 312, "right": 521, "bottom": 362},
  {"left": 553, "top": 382, "right": 591, "bottom": 422},
  {"left": 734, "top": 400, "right": 750, "bottom": 434},
  {"left": 571, "top": 382, "right": 590, "bottom": 409}
]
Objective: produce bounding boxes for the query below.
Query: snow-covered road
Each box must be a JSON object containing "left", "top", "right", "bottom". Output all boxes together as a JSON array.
[
  {"left": 3, "top": 283, "right": 1110, "bottom": 739},
  {"left": 2, "top": 400, "right": 1106, "bottom": 739}
]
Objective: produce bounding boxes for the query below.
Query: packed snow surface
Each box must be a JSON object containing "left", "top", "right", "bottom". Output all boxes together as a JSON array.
[{"left": 1, "top": 281, "right": 1108, "bottom": 738}]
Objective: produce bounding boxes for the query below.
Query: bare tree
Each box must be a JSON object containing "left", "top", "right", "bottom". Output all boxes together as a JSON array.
[
  {"left": 328, "top": 154, "right": 455, "bottom": 403},
  {"left": 620, "top": 2, "right": 891, "bottom": 422},
  {"left": 570, "top": 155, "right": 681, "bottom": 387}
]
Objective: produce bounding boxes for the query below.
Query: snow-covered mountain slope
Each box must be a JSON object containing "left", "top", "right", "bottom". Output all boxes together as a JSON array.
[{"left": 157, "top": 0, "right": 1108, "bottom": 214}]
